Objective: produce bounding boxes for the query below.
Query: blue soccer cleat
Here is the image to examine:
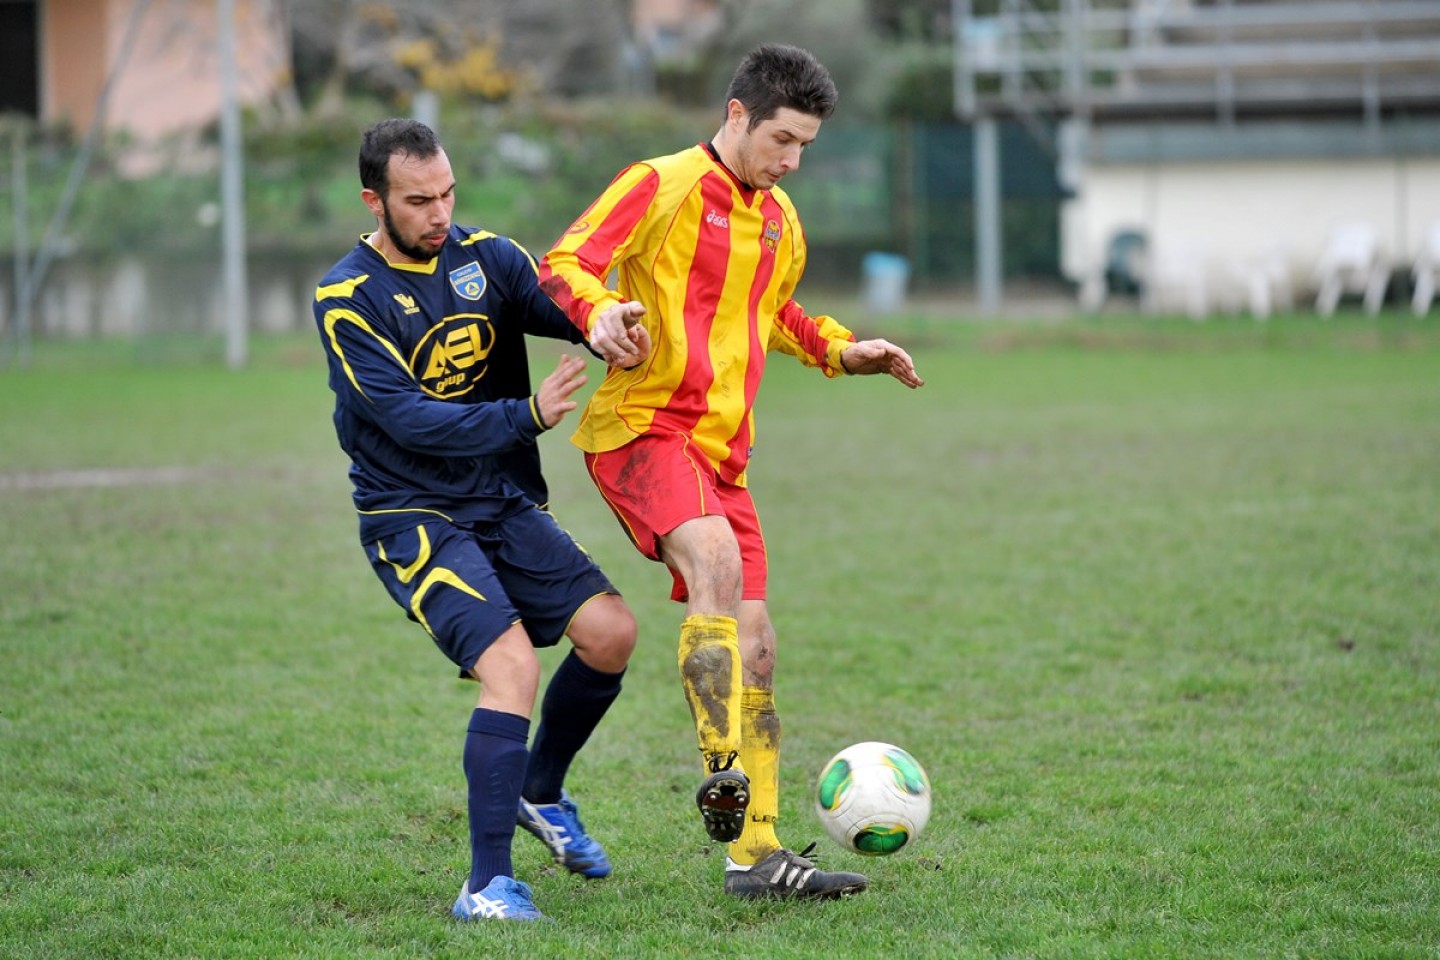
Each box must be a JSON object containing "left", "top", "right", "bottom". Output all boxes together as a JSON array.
[
  {"left": 518, "top": 790, "right": 613, "bottom": 878},
  {"left": 452, "top": 875, "right": 544, "bottom": 922}
]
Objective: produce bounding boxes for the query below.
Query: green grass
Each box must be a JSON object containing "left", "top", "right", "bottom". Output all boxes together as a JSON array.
[{"left": 2, "top": 311, "right": 1438, "bottom": 958}]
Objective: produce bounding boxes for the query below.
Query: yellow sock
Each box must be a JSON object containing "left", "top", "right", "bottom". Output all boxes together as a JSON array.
[
  {"left": 677, "top": 614, "right": 743, "bottom": 772},
  {"left": 728, "top": 686, "right": 781, "bottom": 865}
]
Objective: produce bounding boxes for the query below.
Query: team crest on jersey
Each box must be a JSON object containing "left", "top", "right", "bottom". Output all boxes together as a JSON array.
[
  {"left": 447, "top": 260, "right": 488, "bottom": 301},
  {"left": 762, "top": 219, "right": 781, "bottom": 253},
  {"left": 411, "top": 314, "right": 495, "bottom": 398}
]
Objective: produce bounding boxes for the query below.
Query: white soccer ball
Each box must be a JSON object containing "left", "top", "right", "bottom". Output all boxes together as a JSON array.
[{"left": 814, "top": 741, "right": 932, "bottom": 856}]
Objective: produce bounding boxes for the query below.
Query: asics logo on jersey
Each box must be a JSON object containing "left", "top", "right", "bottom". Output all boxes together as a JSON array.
[
  {"left": 705, "top": 210, "right": 729, "bottom": 229},
  {"left": 412, "top": 315, "right": 495, "bottom": 398}
]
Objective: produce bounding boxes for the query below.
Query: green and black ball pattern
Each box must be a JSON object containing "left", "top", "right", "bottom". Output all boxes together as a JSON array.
[{"left": 817, "top": 746, "right": 930, "bottom": 855}]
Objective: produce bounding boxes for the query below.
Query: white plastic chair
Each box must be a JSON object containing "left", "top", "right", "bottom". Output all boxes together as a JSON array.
[
  {"left": 1223, "top": 244, "right": 1293, "bottom": 320},
  {"left": 1410, "top": 223, "right": 1440, "bottom": 316},
  {"left": 1143, "top": 239, "right": 1210, "bottom": 320},
  {"left": 1313, "top": 222, "right": 1388, "bottom": 317}
]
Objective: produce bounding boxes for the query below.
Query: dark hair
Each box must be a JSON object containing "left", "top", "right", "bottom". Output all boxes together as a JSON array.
[
  {"left": 359, "top": 119, "right": 442, "bottom": 197},
  {"left": 724, "top": 44, "right": 837, "bottom": 130}
]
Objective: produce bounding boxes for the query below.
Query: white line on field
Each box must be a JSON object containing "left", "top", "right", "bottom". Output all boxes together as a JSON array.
[{"left": 0, "top": 466, "right": 212, "bottom": 491}]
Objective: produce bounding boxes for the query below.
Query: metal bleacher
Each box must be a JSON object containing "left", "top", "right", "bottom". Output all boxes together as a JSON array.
[
  {"left": 955, "top": 0, "right": 1440, "bottom": 128},
  {"left": 953, "top": 1, "right": 1440, "bottom": 316}
]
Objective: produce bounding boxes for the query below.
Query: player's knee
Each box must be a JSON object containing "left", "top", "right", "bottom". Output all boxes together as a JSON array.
[
  {"left": 662, "top": 518, "right": 743, "bottom": 611},
  {"left": 472, "top": 626, "right": 542, "bottom": 703},
  {"left": 743, "top": 645, "right": 776, "bottom": 684},
  {"left": 590, "top": 607, "right": 637, "bottom": 672},
  {"left": 571, "top": 595, "right": 637, "bottom": 673}
]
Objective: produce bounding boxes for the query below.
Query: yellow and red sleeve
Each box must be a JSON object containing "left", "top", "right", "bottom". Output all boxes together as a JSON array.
[{"left": 539, "top": 163, "right": 660, "bottom": 336}]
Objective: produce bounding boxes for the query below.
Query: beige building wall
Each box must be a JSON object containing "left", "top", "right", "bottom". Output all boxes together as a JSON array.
[
  {"left": 40, "top": 0, "right": 289, "bottom": 142},
  {"left": 1063, "top": 157, "right": 1440, "bottom": 307}
]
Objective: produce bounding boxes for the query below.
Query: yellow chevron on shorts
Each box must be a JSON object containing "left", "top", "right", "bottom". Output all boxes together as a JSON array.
[
  {"left": 376, "top": 525, "right": 432, "bottom": 584},
  {"left": 412, "top": 567, "right": 487, "bottom": 638}
]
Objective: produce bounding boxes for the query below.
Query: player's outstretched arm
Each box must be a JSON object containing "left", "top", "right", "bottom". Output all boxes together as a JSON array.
[
  {"left": 839, "top": 339, "right": 925, "bottom": 388},
  {"left": 535, "top": 354, "right": 590, "bottom": 428}
]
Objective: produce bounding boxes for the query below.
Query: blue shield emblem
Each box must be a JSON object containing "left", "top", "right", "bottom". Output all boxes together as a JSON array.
[{"left": 448, "top": 260, "right": 487, "bottom": 301}]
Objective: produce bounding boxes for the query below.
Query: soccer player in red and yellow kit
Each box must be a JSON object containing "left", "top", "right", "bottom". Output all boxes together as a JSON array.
[{"left": 539, "top": 44, "right": 924, "bottom": 900}]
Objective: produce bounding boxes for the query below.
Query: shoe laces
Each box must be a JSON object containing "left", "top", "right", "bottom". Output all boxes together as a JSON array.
[
  {"left": 706, "top": 750, "right": 740, "bottom": 773},
  {"left": 759, "top": 845, "right": 820, "bottom": 889},
  {"left": 794, "top": 842, "right": 821, "bottom": 864},
  {"left": 462, "top": 878, "right": 535, "bottom": 918},
  {"left": 524, "top": 799, "right": 581, "bottom": 849}
]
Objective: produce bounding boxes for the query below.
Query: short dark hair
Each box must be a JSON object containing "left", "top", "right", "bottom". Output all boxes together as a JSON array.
[
  {"left": 724, "top": 44, "right": 837, "bottom": 130},
  {"left": 359, "top": 118, "right": 442, "bottom": 197}
]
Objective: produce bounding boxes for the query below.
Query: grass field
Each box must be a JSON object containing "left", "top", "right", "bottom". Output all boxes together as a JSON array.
[{"left": 2, "top": 311, "right": 1438, "bottom": 958}]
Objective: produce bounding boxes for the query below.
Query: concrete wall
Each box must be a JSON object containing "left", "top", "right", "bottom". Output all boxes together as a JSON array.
[
  {"left": 0, "top": 254, "right": 329, "bottom": 342},
  {"left": 1063, "top": 154, "right": 1440, "bottom": 313}
]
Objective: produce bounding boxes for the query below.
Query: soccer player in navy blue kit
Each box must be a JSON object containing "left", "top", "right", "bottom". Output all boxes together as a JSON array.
[{"left": 313, "top": 119, "right": 649, "bottom": 922}]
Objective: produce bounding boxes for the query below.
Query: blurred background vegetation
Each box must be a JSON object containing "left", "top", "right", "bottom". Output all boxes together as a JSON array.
[{"left": 0, "top": 0, "right": 1058, "bottom": 290}]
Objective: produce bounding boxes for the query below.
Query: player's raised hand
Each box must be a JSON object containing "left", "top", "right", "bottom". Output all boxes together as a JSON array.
[
  {"left": 588, "top": 300, "right": 649, "bottom": 368},
  {"left": 535, "top": 354, "right": 589, "bottom": 428},
  {"left": 840, "top": 339, "right": 925, "bottom": 388}
]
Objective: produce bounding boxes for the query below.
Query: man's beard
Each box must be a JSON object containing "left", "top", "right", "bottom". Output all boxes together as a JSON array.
[{"left": 383, "top": 202, "right": 444, "bottom": 262}]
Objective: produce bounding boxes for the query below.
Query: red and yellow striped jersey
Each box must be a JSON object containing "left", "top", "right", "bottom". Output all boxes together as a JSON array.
[{"left": 539, "top": 143, "right": 855, "bottom": 485}]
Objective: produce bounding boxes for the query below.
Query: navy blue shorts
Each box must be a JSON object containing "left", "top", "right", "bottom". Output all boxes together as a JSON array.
[{"left": 363, "top": 506, "right": 617, "bottom": 676}]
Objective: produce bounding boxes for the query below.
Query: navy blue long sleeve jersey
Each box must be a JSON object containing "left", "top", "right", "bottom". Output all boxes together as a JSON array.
[{"left": 313, "top": 226, "right": 588, "bottom": 543}]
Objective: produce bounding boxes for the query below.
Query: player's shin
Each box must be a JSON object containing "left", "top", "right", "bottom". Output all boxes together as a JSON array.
[
  {"left": 677, "top": 614, "right": 743, "bottom": 772},
  {"left": 729, "top": 686, "right": 781, "bottom": 865}
]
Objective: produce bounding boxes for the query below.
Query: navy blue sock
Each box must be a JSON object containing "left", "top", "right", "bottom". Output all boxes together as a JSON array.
[
  {"left": 463, "top": 707, "right": 530, "bottom": 893},
  {"left": 523, "top": 652, "right": 625, "bottom": 804}
]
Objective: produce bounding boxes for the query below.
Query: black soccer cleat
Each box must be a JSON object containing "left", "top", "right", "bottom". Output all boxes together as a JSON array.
[
  {"left": 723, "top": 843, "right": 868, "bottom": 900},
  {"left": 695, "top": 767, "right": 750, "bottom": 843}
]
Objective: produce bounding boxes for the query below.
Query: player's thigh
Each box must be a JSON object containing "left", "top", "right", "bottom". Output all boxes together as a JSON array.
[
  {"left": 364, "top": 520, "right": 522, "bottom": 678},
  {"left": 584, "top": 432, "right": 726, "bottom": 561},
  {"left": 657, "top": 515, "right": 743, "bottom": 608},
  {"left": 491, "top": 506, "right": 619, "bottom": 649},
  {"left": 713, "top": 482, "right": 768, "bottom": 601}
]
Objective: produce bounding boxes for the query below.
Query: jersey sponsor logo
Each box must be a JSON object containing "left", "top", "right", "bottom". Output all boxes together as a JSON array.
[
  {"left": 412, "top": 314, "right": 496, "bottom": 398},
  {"left": 393, "top": 293, "right": 420, "bottom": 315},
  {"left": 762, "top": 219, "right": 781, "bottom": 253},
  {"left": 705, "top": 209, "right": 729, "bottom": 229},
  {"left": 447, "top": 260, "right": 488, "bottom": 301}
]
